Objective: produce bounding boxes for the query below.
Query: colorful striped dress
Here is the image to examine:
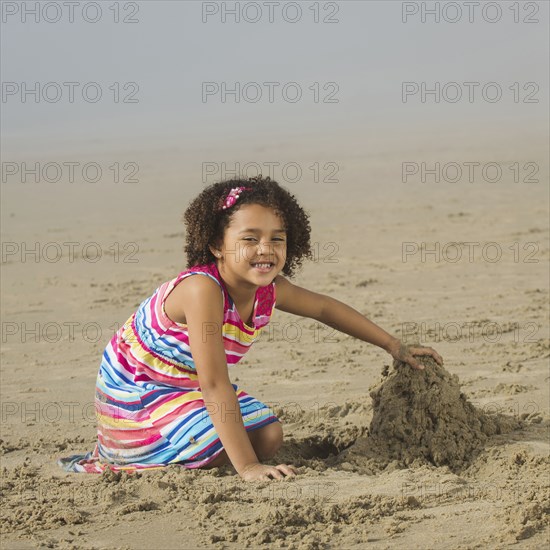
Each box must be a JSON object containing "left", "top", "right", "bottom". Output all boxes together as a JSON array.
[{"left": 58, "top": 261, "right": 279, "bottom": 473}]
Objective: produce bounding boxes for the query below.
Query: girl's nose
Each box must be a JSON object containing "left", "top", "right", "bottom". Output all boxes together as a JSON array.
[{"left": 257, "top": 241, "right": 273, "bottom": 255}]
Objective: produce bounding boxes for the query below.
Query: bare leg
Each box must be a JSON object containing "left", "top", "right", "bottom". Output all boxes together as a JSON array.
[{"left": 202, "top": 420, "right": 283, "bottom": 470}]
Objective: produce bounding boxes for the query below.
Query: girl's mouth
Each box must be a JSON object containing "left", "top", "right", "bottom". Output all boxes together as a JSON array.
[{"left": 251, "top": 262, "right": 274, "bottom": 272}]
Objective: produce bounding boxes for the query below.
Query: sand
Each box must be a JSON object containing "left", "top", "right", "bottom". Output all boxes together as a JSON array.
[
  {"left": 1, "top": 363, "right": 548, "bottom": 549},
  {"left": 1, "top": 136, "right": 549, "bottom": 549},
  {"left": 341, "top": 355, "right": 523, "bottom": 473}
]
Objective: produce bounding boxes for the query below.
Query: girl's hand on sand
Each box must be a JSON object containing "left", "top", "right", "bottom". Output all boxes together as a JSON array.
[
  {"left": 239, "top": 462, "right": 298, "bottom": 482},
  {"left": 387, "top": 339, "right": 443, "bottom": 370}
]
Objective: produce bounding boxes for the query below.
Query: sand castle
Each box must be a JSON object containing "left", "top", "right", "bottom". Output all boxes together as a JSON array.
[{"left": 336, "top": 355, "right": 522, "bottom": 473}]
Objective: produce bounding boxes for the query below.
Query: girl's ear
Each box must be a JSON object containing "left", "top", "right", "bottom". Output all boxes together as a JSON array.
[{"left": 208, "top": 243, "right": 221, "bottom": 257}]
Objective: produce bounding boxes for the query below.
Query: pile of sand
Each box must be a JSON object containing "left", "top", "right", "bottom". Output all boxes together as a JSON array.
[{"left": 335, "top": 356, "right": 522, "bottom": 473}]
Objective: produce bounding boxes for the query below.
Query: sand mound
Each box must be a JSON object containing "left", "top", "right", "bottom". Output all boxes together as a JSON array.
[{"left": 335, "top": 356, "right": 522, "bottom": 473}]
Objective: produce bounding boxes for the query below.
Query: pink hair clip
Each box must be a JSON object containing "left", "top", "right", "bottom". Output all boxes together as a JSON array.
[{"left": 220, "top": 186, "right": 252, "bottom": 211}]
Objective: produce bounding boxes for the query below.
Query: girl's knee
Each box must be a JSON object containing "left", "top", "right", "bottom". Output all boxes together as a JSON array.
[
  {"left": 255, "top": 420, "right": 283, "bottom": 460},
  {"left": 204, "top": 421, "right": 284, "bottom": 468}
]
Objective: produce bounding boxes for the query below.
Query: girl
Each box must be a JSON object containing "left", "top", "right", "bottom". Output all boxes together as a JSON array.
[{"left": 59, "top": 176, "right": 443, "bottom": 482}]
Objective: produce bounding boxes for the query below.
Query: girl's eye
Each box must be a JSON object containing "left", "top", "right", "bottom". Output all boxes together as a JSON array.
[{"left": 242, "top": 237, "right": 286, "bottom": 243}]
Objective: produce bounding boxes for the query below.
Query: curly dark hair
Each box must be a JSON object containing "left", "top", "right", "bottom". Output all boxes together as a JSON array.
[{"left": 183, "top": 175, "right": 313, "bottom": 278}]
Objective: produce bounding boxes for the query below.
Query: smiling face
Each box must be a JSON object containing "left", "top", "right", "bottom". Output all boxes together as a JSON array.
[{"left": 209, "top": 203, "right": 287, "bottom": 288}]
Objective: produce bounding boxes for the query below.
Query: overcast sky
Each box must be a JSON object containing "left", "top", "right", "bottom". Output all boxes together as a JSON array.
[{"left": 2, "top": 1, "right": 548, "bottom": 157}]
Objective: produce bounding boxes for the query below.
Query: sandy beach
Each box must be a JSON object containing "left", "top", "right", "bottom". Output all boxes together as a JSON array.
[{"left": 1, "top": 130, "right": 549, "bottom": 549}]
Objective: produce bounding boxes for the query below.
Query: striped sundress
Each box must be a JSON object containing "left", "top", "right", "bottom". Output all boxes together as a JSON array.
[{"left": 58, "top": 261, "right": 279, "bottom": 473}]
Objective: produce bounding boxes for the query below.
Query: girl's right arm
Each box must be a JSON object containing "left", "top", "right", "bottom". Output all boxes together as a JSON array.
[{"left": 177, "top": 275, "right": 295, "bottom": 481}]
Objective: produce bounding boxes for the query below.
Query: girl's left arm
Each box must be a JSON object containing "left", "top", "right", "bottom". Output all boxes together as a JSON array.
[{"left": 274, "top": 275, "right": 443, "bottom": 371}]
